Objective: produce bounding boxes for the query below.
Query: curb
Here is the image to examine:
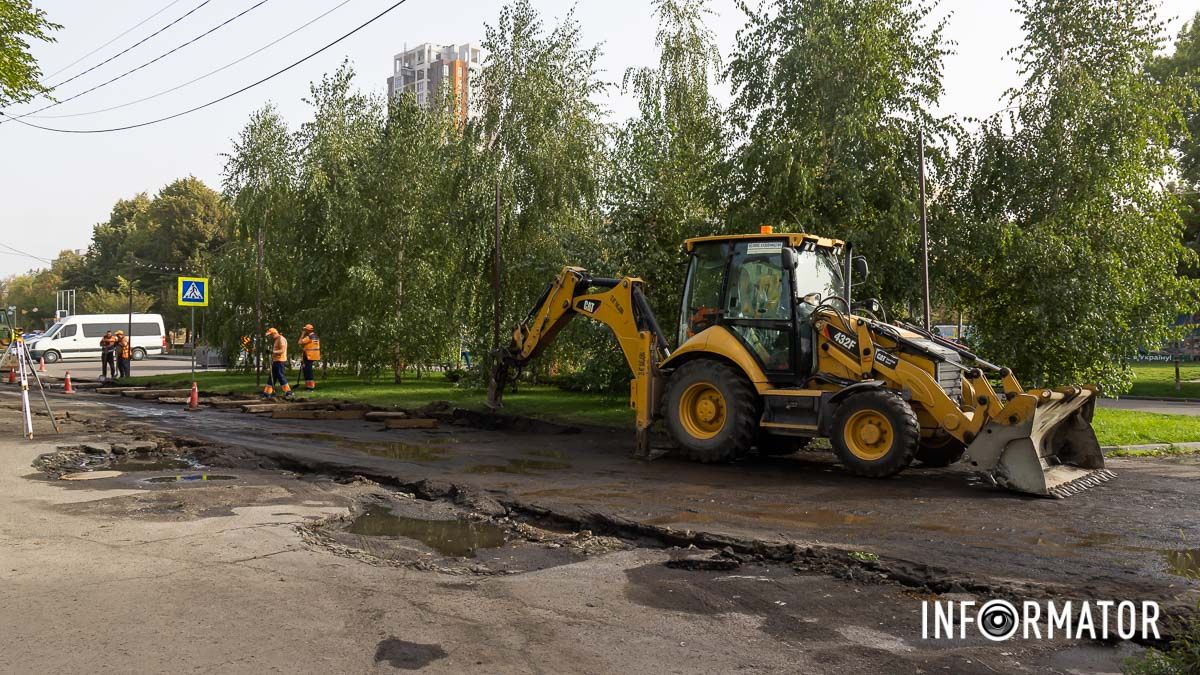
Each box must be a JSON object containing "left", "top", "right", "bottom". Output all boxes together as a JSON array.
[
  {"left": 1105, "top": 395, "right": 1200, "bottom": 404},
  {"left": 1102, "top": 441, "right": 1200, "bottom": 455}
]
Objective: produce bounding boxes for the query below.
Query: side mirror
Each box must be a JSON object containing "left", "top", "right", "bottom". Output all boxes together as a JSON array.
[
  {"left": 854, "top": 298, "right": 883, "bottom": 316},
  {"left": 852, "top": 255, "right": 869, "bottom": 280}
]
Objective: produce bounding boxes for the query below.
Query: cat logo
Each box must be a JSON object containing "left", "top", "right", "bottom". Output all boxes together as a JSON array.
[
  {"left": 874, "top": 349, "right": 899, "bottom": 369},
  {"left": 579, "top": 300, "right": 600, "bottom": 314}
]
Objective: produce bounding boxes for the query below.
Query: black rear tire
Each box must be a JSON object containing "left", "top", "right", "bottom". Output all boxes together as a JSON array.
[
  {"left": 916, "top": 434, "right": 966, "bottom": 467},
  {"left": 830, "top": 389, "right": 919, "bottom": 478},
  {"left": 664, "top": 359, "right": 759, "bottom": 463}
]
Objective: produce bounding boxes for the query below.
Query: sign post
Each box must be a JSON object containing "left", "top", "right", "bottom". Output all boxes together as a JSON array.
[{"left": 178, "top": 277, "right": 209, "bottom": 408}]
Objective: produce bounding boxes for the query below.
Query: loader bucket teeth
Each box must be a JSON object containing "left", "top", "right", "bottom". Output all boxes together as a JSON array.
[{"left": 962, "top": 389, "right": 1113, "bottom": 498}]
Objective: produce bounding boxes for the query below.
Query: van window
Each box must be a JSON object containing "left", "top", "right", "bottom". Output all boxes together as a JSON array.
[
  {"left": 59, "top": 324, "right": 77, "bottom": 338},
  {"left": 80, "top": 321, "right": 161, "bottom": 337},
  {"left": 132, "top": 322, "right": 160, "bottom": 337}
]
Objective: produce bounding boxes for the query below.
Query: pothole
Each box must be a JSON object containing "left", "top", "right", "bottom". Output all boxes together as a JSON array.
[
  {"left": 308, "top": 495, "right": 628, "bottom": 575},
  {"left": 346, "top": 504, "right": 506, "bottom": 557},
  {"left": 33, "top": 441, "right": 204, "bottom": 479},
  {"left": 144, "top": 474, "right": 237, "bottom": 483}
]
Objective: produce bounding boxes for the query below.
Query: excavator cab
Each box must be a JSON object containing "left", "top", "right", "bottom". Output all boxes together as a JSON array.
[
  {"left": 491, "top": 229, "right": 1112, "bottom": 498},
  {"left": 680, "top": 237, "right": 847, "bottom": 381}
]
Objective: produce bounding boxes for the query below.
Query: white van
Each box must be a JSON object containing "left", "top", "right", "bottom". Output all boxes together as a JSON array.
[{"left": 26, "top": 314, "right": 167, "bottom": 364}]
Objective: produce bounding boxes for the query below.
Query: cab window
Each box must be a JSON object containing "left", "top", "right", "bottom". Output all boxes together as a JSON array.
[
  {"left": 724, "top": 241, "right": 794, "bottom": 373},
  {"left": 58, "top": 324, "right": 77, "bottom": 338},
  {"left": 678, "top": 242, "right": 729, "bottom": 345}
]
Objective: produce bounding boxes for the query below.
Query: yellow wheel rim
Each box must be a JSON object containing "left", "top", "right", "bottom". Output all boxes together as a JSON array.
[
  {"left": 678, "top": 382, "right": 727, "bottom": 440},
  {"left": 844, "top": 410, "right": 894, "bottom": 461}
]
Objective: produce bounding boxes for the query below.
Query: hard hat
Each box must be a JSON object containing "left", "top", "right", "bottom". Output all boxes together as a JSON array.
[
  {"left": 114, "top": 330, "right": 124, "bottom": 335},
  {"left": 303, "top": 324, "right": 314, "bottom": 331},
  {"left": 265, "top": 327, "right": 278, "bottom": 337}
]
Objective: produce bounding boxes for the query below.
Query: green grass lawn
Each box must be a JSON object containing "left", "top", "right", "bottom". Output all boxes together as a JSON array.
[
  {"left": 1091, "top": 407, "right": 1200, "bottom": 447},
  {"left": 1127, "top": 362, "right": 1200, "bottom": 399},
  {"left": 121, "top": 371, "right": 636, "bottom": 428},
  {"left": 125, "top": 369, "right": 1200, "bottom": 448}
]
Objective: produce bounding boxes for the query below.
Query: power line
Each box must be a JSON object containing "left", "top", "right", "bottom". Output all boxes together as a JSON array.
[
  {"left": 0, "top": 242, "right": 53, "bottom": 264},
  {"left": 0, "top": 0, "right": 414, "bottom": 135},
  {"left": 28, "top": 0, "right": 357, "bottom": 121},
  {"left": 3, "top": 0, "right": 275, "bottom": 125},
  {"left": 42, "top": 0, "right": 215, "bottom": 94},
  {"left": 42, "top": 0, "right": 187, "bottom": 80}
]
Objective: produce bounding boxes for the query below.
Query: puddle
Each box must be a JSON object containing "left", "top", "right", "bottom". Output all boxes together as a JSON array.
[
  {"left": 144, "top": 474, "right": 237, "bottom": 483},
  {"left": 1164, "top": 549, "right": 1200, "bottom": 579},
  {"left": 644, "top": 507, "right": 873, "bottom": 528},
  {"left": 466, "top": 459, "right": 573, "bottom": 475},
  {"left": 110, "top": 458, "right": 196, "bottom": 472},
  {"left": 61, "top": 471, "right": 123, "bottom": 481},
  {"left": 275, "top": 432, "right": 449, "bottom": 462},
  {"left": 346, "top": 505, "right": 506, "bottom": 557}
]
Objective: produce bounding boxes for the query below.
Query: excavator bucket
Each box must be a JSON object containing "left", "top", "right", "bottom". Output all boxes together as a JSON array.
[{"left": 963, "top": 388, "right": 1114, "bottom": 498}]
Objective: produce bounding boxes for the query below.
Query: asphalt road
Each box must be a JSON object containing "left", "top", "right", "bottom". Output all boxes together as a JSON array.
[
  {"left": 1, "top": 393, "right": 1139, "bottom": 673},
  {"left": 1098, "top": 397, "right": 1200, "bottom": 416},
  {"left": 21, "top": 355, "right": 202, "bottom": 381},
  {"left": 75, "top": 391, "right": 1200, "bottom": 609}
]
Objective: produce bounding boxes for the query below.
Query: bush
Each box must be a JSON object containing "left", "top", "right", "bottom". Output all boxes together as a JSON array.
[{"left": 444, "top": 368, "right": 467, "bottom": 383}]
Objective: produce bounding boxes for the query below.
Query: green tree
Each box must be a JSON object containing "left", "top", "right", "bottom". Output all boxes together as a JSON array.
[
  {"left": 0, "top": 0, "right": 59, "bottom": 106},
  {"left": 1154, "top": 13, "right": 1200, "bottom": 274},
  {"left": 472, "top": 0, "right": 610, "bottom": 378},
  {"left": 80, "top": 276, "right": 154, "bottom": 313},
  {"left": 728, "top": 0, "right": 953, "bottom": 306},
  {"left": 945, "top": 0, "right": 1196, "bottom": 392},
  {"left": 293, "top": 64, "right": 384, "bottom": 373},
  {"left": 608, "top": 0, "right": 728, "bottom": 348},
  {"left": 359, "top": 91, "right": 465, "bottom": 380},
  {"left": 216, "top": 104, "right": 298, "bottom": 370}
]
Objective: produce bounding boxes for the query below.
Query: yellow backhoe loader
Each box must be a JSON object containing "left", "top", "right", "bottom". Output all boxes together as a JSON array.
[{"left": 487, "top": 229, "right": 1113, "bottom": 498}]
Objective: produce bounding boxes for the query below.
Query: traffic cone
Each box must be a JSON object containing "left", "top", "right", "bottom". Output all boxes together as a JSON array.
[
  {"left": 38, "top": 357, "right": 45, "bottom": 373},
  {"left": 63, "top": 371, "right": 75, "bottom": 394},
  {"left": 6, "top": 368, "right": 14, "bottom": 384},
  {"left": 187, "top": 382, "right": 200, "bottom": 411}
]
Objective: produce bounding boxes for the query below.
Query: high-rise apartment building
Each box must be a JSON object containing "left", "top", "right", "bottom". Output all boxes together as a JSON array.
[{"left": 387, "top": 43, "right": 483, "bottom": 122}]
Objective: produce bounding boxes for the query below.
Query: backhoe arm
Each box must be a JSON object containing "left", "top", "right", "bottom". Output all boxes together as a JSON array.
[{"left": 487, "top": 266, "right": 670, "bottom": 456}]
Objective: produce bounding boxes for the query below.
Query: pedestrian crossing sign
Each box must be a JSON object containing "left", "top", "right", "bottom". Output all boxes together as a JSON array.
[{"left": 177, "top": 276, "right": 209, "bottom": 307}]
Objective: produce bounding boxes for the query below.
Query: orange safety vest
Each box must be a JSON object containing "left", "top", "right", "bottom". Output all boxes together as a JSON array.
[
  {"left": 299, "top": 332, "right": 321, "bottom": 361},
  {"left": 272, "top": 335, "right": 288, "bottom": 362},
  {"left": 118, "top": 336, "right": 131, "bottom": 359}
]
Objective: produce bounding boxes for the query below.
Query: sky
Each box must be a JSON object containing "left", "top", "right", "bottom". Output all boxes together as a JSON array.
[{"left": 0, "top": 0, "right": 1196, "bottom": 278}]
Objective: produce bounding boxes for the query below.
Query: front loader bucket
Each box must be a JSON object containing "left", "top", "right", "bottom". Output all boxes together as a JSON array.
[{"left": 963, "top": 388, "right": 1115, "bottom": 498}]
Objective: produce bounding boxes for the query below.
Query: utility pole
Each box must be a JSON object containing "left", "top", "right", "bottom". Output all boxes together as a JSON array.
[
  {"left": 255, "top": 220, "right": 264, "bottom": 389},
  {"left": 918, "top": 128, "right": 931, "bottom": 331}
]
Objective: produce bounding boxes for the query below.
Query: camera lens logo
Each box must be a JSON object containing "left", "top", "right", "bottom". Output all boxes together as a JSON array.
[{"left": 978, "top": 600, "right": 1019, "bottom": 641}]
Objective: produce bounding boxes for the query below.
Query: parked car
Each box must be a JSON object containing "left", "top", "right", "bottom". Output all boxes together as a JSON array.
[{"left": 25, "top": 314, "right": 167, "bottom": 364}]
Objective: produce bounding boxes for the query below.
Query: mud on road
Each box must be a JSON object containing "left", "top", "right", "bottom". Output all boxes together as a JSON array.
[{"left": 4, "top": 388, "right": 1199, "bottom": 672}]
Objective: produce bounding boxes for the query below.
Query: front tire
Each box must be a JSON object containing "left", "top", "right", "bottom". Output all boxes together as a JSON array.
[
  {"left": 42, "top": 350, "right": 61, "bottom": 364},
  {"left": 831, "top": 389, "right": 919, "bottom": 478},
  {"left": 664, "top": 359, "right": 758, "bottom": 463},
  {"left": 132, "top": 347, "right": 146, "bottom": 361}
]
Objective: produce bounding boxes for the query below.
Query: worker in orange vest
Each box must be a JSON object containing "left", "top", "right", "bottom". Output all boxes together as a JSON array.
[
  {"left": 298, "top": 323, "right": 321, "bottom": 391},
  {"left": 115, "top": 330, "right": 132, "bottom": 379},
  {"left": 262, "top": 327, "right": 293, "bottom": 399}
]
